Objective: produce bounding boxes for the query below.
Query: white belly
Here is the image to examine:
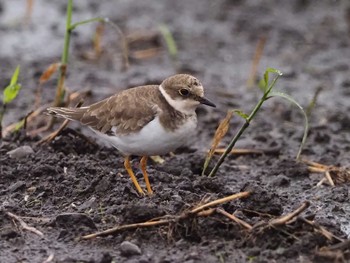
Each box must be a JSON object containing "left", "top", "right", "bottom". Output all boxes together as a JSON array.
[{"left": 94, "top": 116, "right": 197, "bottom": 156}]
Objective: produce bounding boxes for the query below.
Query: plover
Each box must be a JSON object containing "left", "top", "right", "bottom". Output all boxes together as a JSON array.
[{"left": 47, "top": 74, "right": 216, "bottom": 196}]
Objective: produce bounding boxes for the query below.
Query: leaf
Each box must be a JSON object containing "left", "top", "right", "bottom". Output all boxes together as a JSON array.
[
  {"left": 233, "top": 109, "right": 249, "bottom": 120},
  {"left": 258, "top": 78, "right": 266, "bottom": 92},
  {"left": 265, "top": 67, "right": 282, "bottom": 76},
  {"left": 259, "top": 68, "right": 283, "bottom": 93},
  {"left": 39, "top": 62, "right": 61, "bottom": 84},
  {"left": 3, "top": 66, "right": 22, "bottom": 104},
  {"left": 268, "top": 90, "right": 309, "bottom": 160},
  {"left": 10, "top": 65, "right": 20, "bottom": 86},
  {"left": 202, "top": 110, "right": 234, "bottom": 175},
  {"left": 263, "top": 71, "right": 269, "bottom": 90},
  {"left": 3, "top": 84, "right": 21, "bottom": 104}
]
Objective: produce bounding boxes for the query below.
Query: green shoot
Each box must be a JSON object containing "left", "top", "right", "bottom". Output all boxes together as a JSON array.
[
  {"left": 1, "top": 66, "right": 22, "bottom": 139},
  {"left": 3, "top": 66, "right": 21, "bottom": 104},
  {"left": 159, "top": 24, "right": 178, "bottom": 64},
  {"left": 52, "top": 0, "right": 73, "bottom": 107},
  {"left": 207, "top": 68, "right": 309, "bottom": 177},
  {"left": 52, "top": 0, "right": 128, "bottom": 108}
]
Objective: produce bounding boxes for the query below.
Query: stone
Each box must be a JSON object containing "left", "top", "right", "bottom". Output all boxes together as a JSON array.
[
  {"left": 7, "top": 146, "right": 34, "bottom": 159},
  {"left": 120, "top": 241, "right": 142, "bottom": 257}
]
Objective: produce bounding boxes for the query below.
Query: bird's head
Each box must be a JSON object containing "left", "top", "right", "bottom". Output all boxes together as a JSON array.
[{"left": 159, "top": 74, "right": 216, "bottom": 114}]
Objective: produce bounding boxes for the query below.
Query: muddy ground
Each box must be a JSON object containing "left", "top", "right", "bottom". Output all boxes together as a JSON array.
[{"left": 1, "top": 0, "right": 350, "bottom": 262}]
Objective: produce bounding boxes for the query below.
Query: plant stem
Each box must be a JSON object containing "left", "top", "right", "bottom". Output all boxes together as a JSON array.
[
  {"left": 0, "top": 106, "right": 5, "bottom": 139},
  {"left": 70, "top": 17, "right": 105, "bottom": 31},
  {"left": 51, "top": 6, "right": 128, "bottom": 108},
  {"left": 53, "top": 0, "right": 73, "bottom": 107},
  {"left": 208, "top": 74, "right": 281, "bottom": 177},
  {"left": 62, "top": 0, "right": 72, "bottom": 66}
]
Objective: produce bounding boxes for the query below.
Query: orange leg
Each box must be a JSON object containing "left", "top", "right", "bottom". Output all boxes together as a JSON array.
[
  {"left": 140, "top": 156, "right": 153, "bottom": 195},
  {"left": 124, "top": 156, "right": 145, "bottom": 195}
]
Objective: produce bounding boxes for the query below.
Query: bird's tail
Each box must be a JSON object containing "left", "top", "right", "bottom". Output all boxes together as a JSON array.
[{"left": 46, "top": 107, "right": 88, "bottom": 122}]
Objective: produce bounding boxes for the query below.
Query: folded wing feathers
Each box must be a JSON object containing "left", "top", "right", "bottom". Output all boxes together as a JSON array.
[
  {"left": 46, "top": 107, "right": 87, "bottom": 122},
  {"left": 46, "top": 85, "right": 161, "bottom": 135}
]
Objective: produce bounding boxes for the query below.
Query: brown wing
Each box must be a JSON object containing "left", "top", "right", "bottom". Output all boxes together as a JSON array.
[{"left": 47, "top": 85, "right": 160, "bottom": 135}]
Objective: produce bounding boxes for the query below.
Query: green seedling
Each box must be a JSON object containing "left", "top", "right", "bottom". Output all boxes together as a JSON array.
[
  {"left": 0, "top": 66, "right": 22, "bottom": 139},
  {"left": 53, "top": 0, "right": 101, "bottom": 107},
  {"left": 159, "top": 24, "right": 178, "bottom": 63},
  {"left": 51, "top": 0, "right": 128, "bottom": 108},
  {"left": 3, "top": 66, "right": 21, "bottom": 104},
  {"left": 206, "top": 68, "right": 309, "bottom": 177}
]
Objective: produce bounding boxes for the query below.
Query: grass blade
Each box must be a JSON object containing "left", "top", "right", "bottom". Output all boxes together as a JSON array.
[
  {"left": 268, "top": 91, "right": 309, "bottom": 160},
  {"left": 159, "top": 24, "right": 178, "bottom": 61}
]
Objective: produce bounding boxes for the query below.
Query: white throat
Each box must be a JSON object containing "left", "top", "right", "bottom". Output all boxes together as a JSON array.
[{"left": 159, "top": 85, "right": 199, "bottom": 115}]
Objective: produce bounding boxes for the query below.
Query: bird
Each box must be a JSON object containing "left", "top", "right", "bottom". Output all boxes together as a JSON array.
[{"left": 46, "top": 74, "right": 216, "bottom": 196}]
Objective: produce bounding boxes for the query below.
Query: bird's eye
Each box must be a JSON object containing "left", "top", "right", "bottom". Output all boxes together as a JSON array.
[{"left": 179, "top": 88, "right": 190, "bottom": 96}]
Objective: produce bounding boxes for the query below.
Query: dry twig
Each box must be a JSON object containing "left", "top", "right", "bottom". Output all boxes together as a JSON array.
[
  {"left": 303, "top": 159, "right": 350, "bottom": 186},
  {"left": 36, "top": 119, "right": 70, "bottom": 145},
  {"left": 325, "top": 239, "right": 350, "bottom": 251},
  {"left": 216, "top": 208, "right": 252, "bottom": 230},
  {"left": 129, "top": 48, "right": 162, "bottom": 60},
  {"left": 246, "top": 36, "right": 266, "bottom": 89},
  {"left": 81, "top": 192, "right": 250, "bottom": 240},
  {"left": 188, "top": 192, "right": 250, "bottom": 215},
  {"left": 299, "top": 217, "right": 344, "bottom": 242},
  {"left": 212, "top": 147, "right": 280, "bottom": 155},
  {"left": 24, "top": 0, "right": 34, "bottom": 25},
  {"left": 36, "top": 101, "right": 83, "bottom": 145},
  {"left": 81, "top": 219, "right": 170, "bottom": 240},
  {"left": 3, "top": 88, "right": 89, "bottom": 138},
  {"left": 269, "top": 201, "right": 310, "bottom": 226},
  {"left": 6, "top": 211, "right": 44, "bottom": 238}
]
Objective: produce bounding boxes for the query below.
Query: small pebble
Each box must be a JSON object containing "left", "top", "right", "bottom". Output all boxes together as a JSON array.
[
  {"left": 7, "top": 146, "right": 34, "bottom": 159},
  {"left": 120, "top": 241, "right": 142, "bottom": 257}
]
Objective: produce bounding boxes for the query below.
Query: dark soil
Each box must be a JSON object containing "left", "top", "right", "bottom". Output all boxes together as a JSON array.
[{"left": 1, "top": 1, "right": 350, "bottom": 262}]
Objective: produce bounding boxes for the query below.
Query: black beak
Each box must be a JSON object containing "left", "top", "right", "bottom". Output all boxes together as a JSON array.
[{"left": 198, "top": 96, "right": 216, "bottom": 107}]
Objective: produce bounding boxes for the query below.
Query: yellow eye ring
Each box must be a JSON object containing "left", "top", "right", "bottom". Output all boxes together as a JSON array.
[{"left": 179, "top": 88, "right": 190, "bottom": 96}]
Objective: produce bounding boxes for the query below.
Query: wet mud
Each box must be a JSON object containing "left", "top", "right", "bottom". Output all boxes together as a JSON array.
[{"left": 1, "top": 1, "right": 350, "bottom": 262}]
